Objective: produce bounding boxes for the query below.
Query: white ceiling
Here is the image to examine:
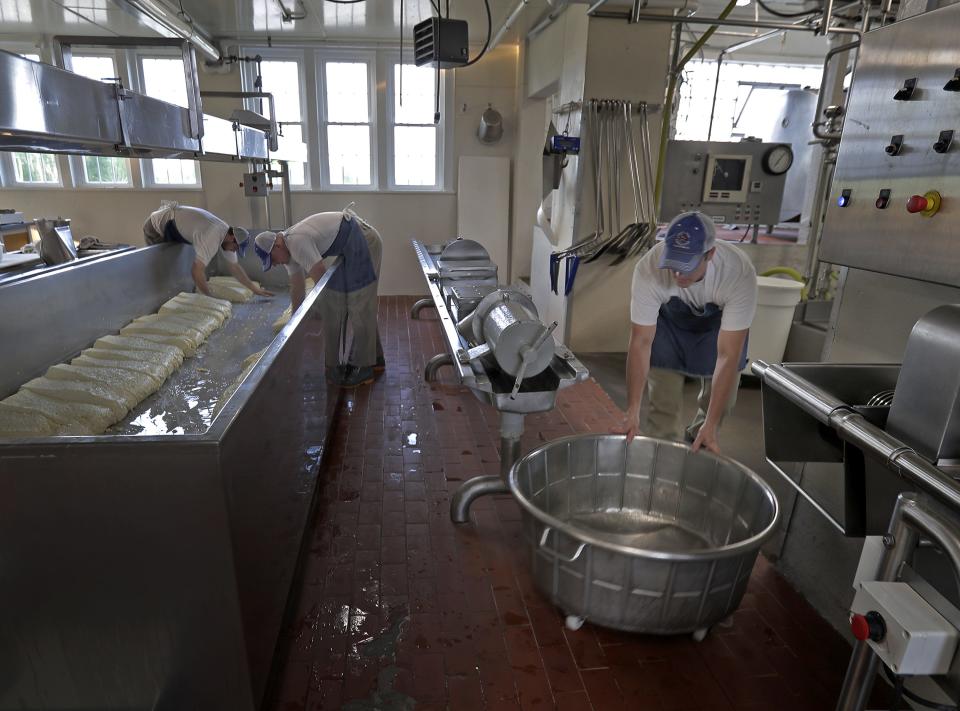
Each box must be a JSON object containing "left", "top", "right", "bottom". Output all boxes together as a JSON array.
[{"left": 0, "top": 0, "right": 831, "bottom": 60}]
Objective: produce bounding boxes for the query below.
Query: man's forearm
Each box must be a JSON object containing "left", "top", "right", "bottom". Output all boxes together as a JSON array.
[
  {"left": 228, "top": 262, "right": 258, "bottom": 292},
  {"left": 703, "top": 353, "right": 738, "bottom": 429},
  {"left": 291, "top": 282, "right": 305, "bottom": 312},
  {"left": 192, "top": 262, "right": 211, "bottom": 295},
  {"left": 626, "top": 342, "right": 651, "bottom": 418}
]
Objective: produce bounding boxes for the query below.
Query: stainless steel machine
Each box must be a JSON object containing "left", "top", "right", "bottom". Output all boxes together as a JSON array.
[
  {"left": 410, "top": 239, "right": 588, "bottom": 522},
  {"left": 658, "top": 139, "right": 792, "bottom": 225},
  {"left": 754, "top": 6, "right": 960, "bottom": 709},
  {"left": 0, "top": 246, "right": 340, "bottom": 711}
]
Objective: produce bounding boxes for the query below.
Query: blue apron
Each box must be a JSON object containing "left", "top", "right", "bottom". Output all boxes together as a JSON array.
[
  {"left": 163, "top": 219, "right": 190, "bottom": 244},
  {"left": 649, "top": 297, "right": 749, "bottom": 377},
  {"left": 323, "top": 216, "right": 377, "bottom": 293}
]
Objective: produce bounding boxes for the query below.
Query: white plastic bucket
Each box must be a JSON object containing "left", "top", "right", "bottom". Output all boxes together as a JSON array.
[{"left": 744, "top": 275, "right": 804, "bottom": 372}]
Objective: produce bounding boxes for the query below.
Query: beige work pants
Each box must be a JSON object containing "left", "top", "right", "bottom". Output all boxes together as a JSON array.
[
  {"left": 644, "top": 367, "right": 741, "bottom": 442},
  {"left": 319, "top": 222, "right": 383, "bottom": 369}
]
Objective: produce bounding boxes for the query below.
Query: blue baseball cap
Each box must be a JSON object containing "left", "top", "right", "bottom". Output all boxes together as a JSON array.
[
  {"left": 254, "top": 231, "right": 278, "bottom": 271},
  {"left": 658, "top": 211, "right": 717, "bottom": 273}
]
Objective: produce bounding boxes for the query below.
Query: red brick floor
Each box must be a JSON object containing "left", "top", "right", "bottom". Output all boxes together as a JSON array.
[{"left": 269, "top": 295, "right": 875, "bottom": 711}]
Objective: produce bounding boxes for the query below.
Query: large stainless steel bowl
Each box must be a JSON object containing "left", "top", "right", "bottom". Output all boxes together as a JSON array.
[{"left": 509, "top": 435, "right": 779, "bottom": 635}]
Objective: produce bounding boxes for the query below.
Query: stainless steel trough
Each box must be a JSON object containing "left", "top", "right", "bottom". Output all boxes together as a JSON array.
[{"left": 509, "top": 434, "right": 779, "bottom": 636}]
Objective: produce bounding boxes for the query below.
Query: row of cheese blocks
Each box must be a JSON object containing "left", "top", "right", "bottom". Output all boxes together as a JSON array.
[{"left": 0, "top": 292, "right": 234, "bottom": 438}]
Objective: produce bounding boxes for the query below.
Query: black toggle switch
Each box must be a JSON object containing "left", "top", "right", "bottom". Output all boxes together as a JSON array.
[
  {"left": 945, "top": 69, "right": 960, "bottom": 92},
  {"left": 934, "top": 129, "right": 954, "bottom": 154},
  {"left": 837, "top": 188, "right": 853, "bottom": 208},
  {"left": 894, "top": 77, "right": 918, "bottom": 101},
  {"left": 885, "top": 134, "right": 904, "bottom": 156},
  {"left": 876, "top": 189, "right": 891, "bottom": 209}
]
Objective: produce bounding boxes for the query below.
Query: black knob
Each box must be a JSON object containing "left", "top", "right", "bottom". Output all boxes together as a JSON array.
[
  {"left": 885, "top": 134, "right": 904, "bottom": 156},
  {"left": 934, "top": 129, "right": 954, "bottom": 154},
  {"left": 894, "top": 78, "right": 918, "bottom": 101}
]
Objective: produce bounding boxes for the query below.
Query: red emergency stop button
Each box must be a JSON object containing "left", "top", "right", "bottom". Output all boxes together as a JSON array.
[
  {"left": 907, "top": 191, "right": 942, "bottom": 217},
  {"left": 850, "top": 611, "right": 886, "bottom": 642}
]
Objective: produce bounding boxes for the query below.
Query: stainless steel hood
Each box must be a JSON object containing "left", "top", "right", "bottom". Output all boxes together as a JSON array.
[{"left": 0, "top": 50, "right": 268, "bottom": 162}]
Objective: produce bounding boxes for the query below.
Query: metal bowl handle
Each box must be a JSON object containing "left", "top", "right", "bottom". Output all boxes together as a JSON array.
[{"left": 538, "top": 526, "right": 587, "bottom": 563}]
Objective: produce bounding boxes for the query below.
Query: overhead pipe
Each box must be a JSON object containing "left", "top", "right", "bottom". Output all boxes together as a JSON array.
[
  {"left": 527, "top": 1, "right": 572, "bottom": 38},
  {"left": 812, "top": 40, "right": 860, "bottom": 140},
  {"left": 117, "top": 0, "right": 221, "bottom": 62},
  {"left": 491, "top": 0, "right": 533, "bottom": 48}
]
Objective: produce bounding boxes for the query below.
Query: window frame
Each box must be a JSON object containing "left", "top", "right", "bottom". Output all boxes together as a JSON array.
[
  {"left": 384, "top": 55, "right": 449, "bottom": 192},
  {"left": 317, "top": 50, "right": 378, "bottom": 191},
  {"left": 241, "top": 48, "right": 313, "bottom": 191},
  {"left": 133, "top": 50, "right": 203, "bottom": 190},
  {"left": 65, "top": 50, "right": 137, "bottom": 190}
]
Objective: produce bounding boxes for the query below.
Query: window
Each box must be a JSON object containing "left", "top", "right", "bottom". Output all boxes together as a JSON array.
[
  {"left": 139, "top": 56, "right": 200, "bottom": 186},
  {"left": 71, "top": 55, "right": 131, "bottom": 186},
  {"left": 322, "top": 60, "right": 372, "bottom": 186},
  {"left": 257, "top": 59, "right": 307, "bottom": 186},
  {"left": 390, "top": 63, "right": 439, "bottom": 188},
  {"left": 6, "top": 52, "right": 60, "bottom": 186},
  {"left": 676, "top": 60, "right": 823, "bottom": 142}
]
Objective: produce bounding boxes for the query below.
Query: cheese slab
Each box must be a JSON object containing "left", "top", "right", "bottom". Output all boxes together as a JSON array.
[
  {"left": 4, "top": 390, "right": 113, "bottom": 434},
  {"left": 73, "top": 354, "right": 170, "bottom": 384},
  {"left": 209, "top": 275, "right": 259, "bottom": 289},
  {"left": 154, "top": 311, "right": 220, "bottom": 337},
  {"left": 46, "top": 363, "right": 158, "bottom": 403},
  {"left": 160, "top": 300, "right": 227, "bottom": 326},
  {"left": 172, "top": 291, "right": 232, "bottom": 317},
  {"left": 21, "top": 377, "right": 131, "bottom": 419},
  {"left": 112, "top": 330, "right": 199, "bottom": 357},
  {"left": 81, "top": 347, "right": 179, "bottom": 378},
  {"left": 120, "top": 319, "right": 203, "bottom": 353},
  {"left": 0, "top": 403, "right": 60, "bottom": 438},
  {"left": 207, "top": 281, "right": 253, "bottom": 303},
  {"left": 94, "top": 335, "right": 185, "bottom": 365}
]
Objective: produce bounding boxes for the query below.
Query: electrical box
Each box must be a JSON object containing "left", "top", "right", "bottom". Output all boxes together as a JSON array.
[
  {"left": 242, "top": 171, "right": 269, "bottom": 197},
  {"left": 658, "top": 140, "right": 791, "bottom": 225},
  {"left": 820, "top": 3, "right": 960, "bottom": 287},
  {"left": 413, "top": 18, "right": 469, "bottom": 69},
  {"left": 851, "top": 581, "right": 958, "bottom": 675}
]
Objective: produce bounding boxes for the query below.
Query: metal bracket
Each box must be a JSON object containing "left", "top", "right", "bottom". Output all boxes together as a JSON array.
[{"left": 458, "top": 343, "right": 491, "bottom": 364}]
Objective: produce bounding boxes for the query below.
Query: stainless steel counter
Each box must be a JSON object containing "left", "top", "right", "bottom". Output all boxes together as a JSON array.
[{"left": 0, "top": 244, "right": 341, "bottom": 711}]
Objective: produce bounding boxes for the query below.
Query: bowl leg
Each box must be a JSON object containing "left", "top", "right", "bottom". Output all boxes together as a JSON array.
[
  {"left": 564, "top": 615, "right": 586, "bottom": 631},
  {"left": 692, "top": 627, "right": 709, "bottom": 642}
]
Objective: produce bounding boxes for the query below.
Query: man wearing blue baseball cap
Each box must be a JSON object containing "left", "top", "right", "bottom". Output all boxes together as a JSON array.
[
  {"left": 143, "top": 202, "right": 272, "bottom": 298},
  {"left": 620, "top": 211, "right": 757, "bottom": 454},
  {"left": 253, "top": 209, "right": 383, "bottom": 388}
]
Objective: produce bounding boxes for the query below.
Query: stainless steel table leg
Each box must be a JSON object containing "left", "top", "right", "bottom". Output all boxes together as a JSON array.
[
  {"left": 410, "top": 298, "right": 434, "bottom": 320},
  {"left": 424, "top": 353, "right": 453, "bottom": 382},
  {"left": 451, "top": 413, "right": 524, "bottom": 524}
]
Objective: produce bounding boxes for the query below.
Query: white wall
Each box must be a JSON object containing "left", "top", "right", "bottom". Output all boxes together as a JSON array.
[{"left": 0, "top": 45, "right": 520, "bottom": 296}]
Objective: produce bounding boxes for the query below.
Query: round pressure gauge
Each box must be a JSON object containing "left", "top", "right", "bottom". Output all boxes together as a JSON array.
[{"left": 762, "top": 144, "right": 794, "bottom": 175}]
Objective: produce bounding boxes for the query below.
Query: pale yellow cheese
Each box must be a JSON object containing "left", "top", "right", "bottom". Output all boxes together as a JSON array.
[
  {"left": 112, "top": 330, "right": 198, "bottom": 357},
  {"left": 94, "top": 335, "right": 185, "bottom": 365},
  {"left": 172, "top": 291, "right": 232, "bottom": 317},
  {"left": 73, "top": 354, "right": 169, "bottom": 384},
  {"left": 46, "top": 363, "right": 158, "bottom": 403},
  {"left": 272, "top": 278, "right": 314, "bottom": 333},
  {"left": 154, "top": 311, "right": 220, "bottom": 338},
  {"left": 0, "top": 402, "right": 60, "bottom": 438},
  {"left": 3, "top": 390, "right": 112, "bottom": 434},
  {"left": 81, "top": 347, "right": 178, "bottom": 378},
  {"left": 207, "top": 281, "right": 253, "bottom": 303},
  {"left": 160, "top": 300, "right": 227, "bottom": 326},
  {"left": 209, "top": 275, "right": 259, "bottom": 289},
  {"left": 21, "top": 377, "right": 130, "bottom": 419},
  {"left": 121, "top": 319, "right": 203, "bottom": 353}
]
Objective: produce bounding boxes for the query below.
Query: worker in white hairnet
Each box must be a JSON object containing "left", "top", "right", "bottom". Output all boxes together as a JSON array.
[
  {"left": 143, "top": 203, "right": 273, "bottom": 298},
  {"left": 254, "top": 209, "right": 383, "bottom": 388},
  {"left": 620, "top": 211, "right": 757, "bottom": 454}
]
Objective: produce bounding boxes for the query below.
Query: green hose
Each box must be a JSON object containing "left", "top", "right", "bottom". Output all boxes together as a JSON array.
[
  {"left": 760, "top": 266, "right": 808, "bottom": 300},
  {"left": 652, "top": 0, "right": 739, "bottom": 231}
]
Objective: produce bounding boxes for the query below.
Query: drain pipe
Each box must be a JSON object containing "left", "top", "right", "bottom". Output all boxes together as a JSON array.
[
  {"left": 450, "top": 412, "right": 524, "bottom": 523},
  {"left": 119, "top": 0, "right": 220, "bottom": 62},
  {"left": 491, "top": 0, "right": 533, "bottom": 49}
]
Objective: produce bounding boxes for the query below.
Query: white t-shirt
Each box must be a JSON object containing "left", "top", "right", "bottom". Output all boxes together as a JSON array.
[
  {"left": 283, "top": 212, "right": 344, "bottom": 276},
  {"left": 630, "top": 241, "right": 758, "bottom": 331},
  {"left": 150, "top": 205, "right": 236, "bottom": 266}
]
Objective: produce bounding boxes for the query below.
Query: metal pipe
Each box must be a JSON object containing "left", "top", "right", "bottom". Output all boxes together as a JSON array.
[
  {"left": 707, "top": 51, "right": 724, "bottom": 140},
  {"left": 630, "top": 0, "right": 648, "bottom": 23},
  {"left": 200, "top": 90, "right": 278, "bottom": 151},
  {"left": 424, "top": 352, "right": 453, "bottom": 382},
  {"left": 527, "top": 0, "right": 571, "bottom": 40},
  {"left": 410, "top": 298, "right": 435, "bottom": 320},
  {"left": 280, "top": 161, "right": 292, "bottom": 227},
  {"left": 821, "top": 0, "right": 835, "bottom": 35},
  {"left": 119, "top": 0, "right": 220, "bottom": 62},
  {"left": 802, "top": 148, "right": 836, "bottom": 288},
  {"left": 491, "top": 0, "right": 532, "bottom": 49},
  {"left": 450, "top": 475, "right": 510, "bottom": 523},
  {"left": 812, "top": 40, "right": 860, "bottom": 140},
  {"left": 592, "top": 10, "right": 820, "bottom": 31}
]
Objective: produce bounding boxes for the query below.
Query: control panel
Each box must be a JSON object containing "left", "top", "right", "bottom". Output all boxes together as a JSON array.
[
  {"left": 659, "top": 140, "right": 791, "bottom": 225},
  {"left": 820, "top": 3, "right": 960, "bottom": 286},
  {"left": 851, "top": 581, "right": 958, "bottom": 675},
  {"left": 242, "top": 171, "right": 270, "bottom": 197}
]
